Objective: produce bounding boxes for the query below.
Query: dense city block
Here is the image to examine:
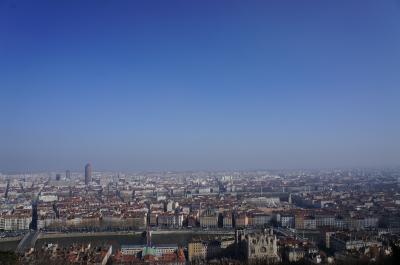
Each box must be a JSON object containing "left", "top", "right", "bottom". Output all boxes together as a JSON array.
[{"left": 1, "top": 167, "right": 400, "bottom": 264}]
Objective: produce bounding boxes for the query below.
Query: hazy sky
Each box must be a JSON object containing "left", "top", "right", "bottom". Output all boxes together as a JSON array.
[{"left": 1, "top": 0, "right": 400, "bottom": 172}]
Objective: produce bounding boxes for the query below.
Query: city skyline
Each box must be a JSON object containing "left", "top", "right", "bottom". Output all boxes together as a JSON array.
[
  {"left": 1, "top": 1, "right": 400, "bottom": 264},
  {"left": 1, "top": 0, "right": 400, "bottom": 171}
]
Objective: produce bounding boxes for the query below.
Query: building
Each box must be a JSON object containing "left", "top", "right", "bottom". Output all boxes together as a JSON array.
[
  {"left": 85, "top": 163, "right": 92, "bottom": 185},
  {"left": 124, "top": 212, "right": 147, "bottom": 229},
  {"left": 250, "top": 213, "right": 272, "bottom": 227},
  {"left": 362, "top": 217, "right": 379, "bottom": 229},
  {"left": 330, "top": 232, "right": 382, "bottom": 252},
  {"left": 21, "top": 243, "right": 112, "bottom": 265},
  {"left": 188, "top": 238, "right": 232, "bottom": 261},
  {"left": 285, "top": 248, "right": 305, "bottom": 262},
  {"left": 165, "top": 200, "right": 173, "bottom": 212},
  {"left": 295, "top": 214, "right": 304, "bottom": 229},
  {"left": 315, "top": 215, "right": 335, "bottom": 228},
  {"left": 207, "top": 240, "right": 223, "bottom": 259},
  {"left": 323, "top": 231, "right": 336, "bottom": 249},
  {"left": 280, "top": 214, "right": 295, "bottom": 228},
  {"left": 223, "top": 212, "right": 233, "bottom": 228},
  {"left": 0, "top": 212, "right": 31, "bottom": 231},
  {"left": 153, "top": 244, "right": 178, "bottom": 257},
  {"left": 242, "top": 229, "right": 280, "bottom": 263},
  {"left": 199, "top": 209, "right": 218, "bottom": 228},
  {"left": 37, "top": 213, "right": 57, "bottom": 230},
  {"left": 149, "top": 212, "right": 159, "bottom": 226},
  {"left": 303, "top": 216, "right": 316, "bottom": 230},
  {"left": 66, "top": 170, "right": 71, "bottom": 179},
  {"left": 39, "top": 194, "right": 58, "bottom": 202},
  {"left": 120, "top": 244, "right": 178, "bottom": 258},
  {"left": 157, "top": 213, "right": 183, "bottom": 228},
  {"left": 188, "top": 241, "right": 207, "bottom": 261},
  {"left": 234, "top": 212, "right": 249, "bottom": 228}
]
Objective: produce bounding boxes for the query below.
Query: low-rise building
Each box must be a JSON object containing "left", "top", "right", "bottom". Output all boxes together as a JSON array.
[
  {"left": 200, "top": 209, "right": 218, "bottom": 228},
  {"left": 188, "top": 241, "right": 207, "bottom": 261},
  {"left": 222, "top": 212, "right": 233, "bottom": 228}
]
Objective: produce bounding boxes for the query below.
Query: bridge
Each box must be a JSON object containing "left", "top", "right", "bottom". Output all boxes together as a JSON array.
[
  {"left": 16, "top": 230, "right": 40, "bottom": 254},
  {"left": 273, "top": 227, "right": 307, "bottom": 241}
]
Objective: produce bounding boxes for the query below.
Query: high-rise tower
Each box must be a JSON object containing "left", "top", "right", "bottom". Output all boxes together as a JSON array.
[
  {"left": 85, "top": 163, "right": 92, "bottom": 185},
  {"left": 66, "top": 170, "right": 71, "bottom": 179}
]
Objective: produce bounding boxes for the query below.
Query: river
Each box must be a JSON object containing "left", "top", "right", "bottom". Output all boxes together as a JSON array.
[{"left": 0, "top": 231, "right": 234, "bottom": 253}]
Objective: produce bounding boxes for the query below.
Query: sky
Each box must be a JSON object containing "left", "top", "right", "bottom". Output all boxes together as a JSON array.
[{"left": 1, "top": 0, "right": 400, "bottom": 172}]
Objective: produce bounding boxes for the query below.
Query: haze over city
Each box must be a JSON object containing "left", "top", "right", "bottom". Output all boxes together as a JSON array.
[
  {"left": 2, "top": 1, "right": 400, "bottom": 265},
  {"left": 1, "top": 0, "right": 400, "bottom": 171}
]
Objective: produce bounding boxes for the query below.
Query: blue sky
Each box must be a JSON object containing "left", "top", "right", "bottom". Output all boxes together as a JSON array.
[{"left": 1, "top": 0, "right": 400, "bottom": 171}]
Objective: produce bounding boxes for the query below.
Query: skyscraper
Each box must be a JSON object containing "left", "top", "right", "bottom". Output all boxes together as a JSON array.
[
  {"left": 66, "top": 170, "right": 71, "bottom": 179},
  {"left": 85, "top": 163, "right": 92, "bottom": 185}
]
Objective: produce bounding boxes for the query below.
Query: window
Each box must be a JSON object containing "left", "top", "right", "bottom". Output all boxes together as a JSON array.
[{"left": 260, "top": 247, "right": 267, "bottom": 253}]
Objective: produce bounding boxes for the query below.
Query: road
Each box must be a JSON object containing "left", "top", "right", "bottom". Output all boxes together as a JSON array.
[{"left": 15, "top": 231, "right": 40, "bottom": 253}]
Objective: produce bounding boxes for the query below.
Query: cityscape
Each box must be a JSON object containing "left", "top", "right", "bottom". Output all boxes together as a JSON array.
[
  {"left": 1, "top": 0, "right": 400, "bottom": 264},
  {"left": 1, "top": 166, "right": 400, "bottom": 264}
]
